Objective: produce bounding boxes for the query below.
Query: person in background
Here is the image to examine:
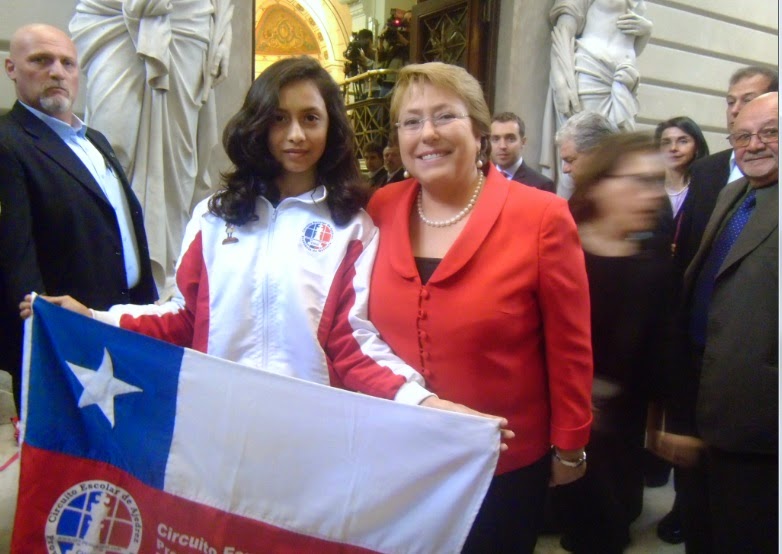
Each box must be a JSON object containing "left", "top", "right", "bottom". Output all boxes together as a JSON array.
[
  {"left": 559, "top": 131, "right": 671, "bottom": 553},
  {"left": 363, "top": 140, "right": 387, "bottom": 187},
  {"left": 554, "top": 110, "right": 617, "bottom": 198},
  {"left": 652, "top": 70, "right": 775, "bottom": 549},
  {"left": 382, "top": 143, "right": 406, "bottom": 185},
  {"left": 666, "top": 91, "right": 778, "bottom": 554},
  {"left": 649, "top": 115, "right": 708, "bottom": 544},
  {"left": 354, "top": 28, "right": 377, "bottom": 73},
  {"left": 0, "top": 24, "right": 157, "bottom": 411},
  {"left": 655, "top": 116, "right": 710, "bottom": 297},
  {"left": 367, "top": 62, "right": 593, "bottom": 554},
  {"left": 490, "top": 112, "right": 555, "bottom": 193},
  {"left": 22, "top": 57, "right": 510, "bottom": 426},
  {"left": 683, "top": 67, "right": 777, "bottom": 268},
  {"left": 690, "top": 67, "right": 777, "bottom": 192}
]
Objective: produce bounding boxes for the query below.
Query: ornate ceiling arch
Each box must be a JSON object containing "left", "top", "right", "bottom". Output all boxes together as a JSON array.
[{"left": 254, "top": 0, "right": 351, "bottom": 82}]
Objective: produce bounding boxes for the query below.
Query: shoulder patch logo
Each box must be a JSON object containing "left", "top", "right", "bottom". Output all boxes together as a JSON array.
[{"left": 302, "top": 221, "right": 334, "bottom": 252}]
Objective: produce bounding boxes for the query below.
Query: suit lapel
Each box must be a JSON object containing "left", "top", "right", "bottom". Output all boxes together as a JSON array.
[
  {"left": 11, "top": 103, "right": 111, "bottom": 206},
  {"left": 717, "top": 182, "right": 778, "bottom": 279},
  {"left": 429, "top": 166, "right": 508, "bottom": 283},
  {"left": 683, "top": 179, "right": 745, "bottom": 292},
  {"left": 384, "top": 167, "right": 509, "bottom": 283},
  {"left": 386, "top": 181, "right": 420, "bottom": 279},
  {"left": 86, "top": 128, "right": 124, "bottom": 182},
  {"left": 513, "top": 162, "right": 527, "bottom": 182},
  {"left": 88, "top": 128, "right": 139, "bottom": 210}
]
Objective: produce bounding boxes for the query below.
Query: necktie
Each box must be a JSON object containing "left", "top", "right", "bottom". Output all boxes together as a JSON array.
[{"left": 690, "top": 190, "right": 756, "bottom": 346}]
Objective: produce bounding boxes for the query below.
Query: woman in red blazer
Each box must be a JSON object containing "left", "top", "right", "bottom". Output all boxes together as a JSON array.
[{"left": 367, "top": 62, "right": 593, "bottom": 553}]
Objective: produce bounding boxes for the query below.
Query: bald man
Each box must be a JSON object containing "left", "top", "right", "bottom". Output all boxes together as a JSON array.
[
  {"left": 671, "top": 92, "right": 779, "bottom": 553},
  {"left": 0, "top": 24, "right": 156, "bottom": 409}
]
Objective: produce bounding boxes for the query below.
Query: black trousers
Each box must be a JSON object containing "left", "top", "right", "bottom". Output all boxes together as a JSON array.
[
  {"left": 678, "top": 461, "right": 712, "bottom": 553},
  {"left": 462, "top": 454, "right": 550, "bottom": 554},
  {"left": 551, "top": 431, "right": 644, "bottom": 554},
  {"left": 706, "top": 448, "right": 778, "bottom": 553}
]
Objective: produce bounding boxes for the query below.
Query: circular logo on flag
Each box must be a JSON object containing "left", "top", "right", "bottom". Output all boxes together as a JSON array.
[
  {"left": 45, "top": 480, "right": 142, "bottom": 553},
  {"left": 301, "top": 221, "right": 334, "bottom": 252}
]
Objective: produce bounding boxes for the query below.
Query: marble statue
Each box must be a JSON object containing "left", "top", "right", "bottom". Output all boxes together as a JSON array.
[
  {"left": 541, "top": 0, "right": 652, "bottom": 195},
  {"left": 70, "top": 0, "right": 234, "bottom": 296}
]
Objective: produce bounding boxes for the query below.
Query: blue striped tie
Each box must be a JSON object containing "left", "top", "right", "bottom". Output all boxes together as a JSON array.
[{"left": 690, "top": 189, "right": 757, "bottom": 346}]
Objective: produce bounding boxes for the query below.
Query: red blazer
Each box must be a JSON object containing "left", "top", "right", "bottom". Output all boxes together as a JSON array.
[{"left": 368, "top": 164, "right": 593, "bottom": 474}]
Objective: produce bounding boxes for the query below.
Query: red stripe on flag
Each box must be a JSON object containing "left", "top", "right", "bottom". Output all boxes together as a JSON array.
[{"left": 14, "top": 445, "right": 380, "bottom": 553}]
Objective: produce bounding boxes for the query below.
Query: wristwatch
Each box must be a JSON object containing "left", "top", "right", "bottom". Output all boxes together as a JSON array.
[{"left": 552, "top": 449, "right": 587, "bottom": 468}]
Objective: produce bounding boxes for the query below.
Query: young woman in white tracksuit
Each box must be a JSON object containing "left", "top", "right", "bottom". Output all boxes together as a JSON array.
[{"left": 27, "top": 56, "right": 504, "bottom": 419}]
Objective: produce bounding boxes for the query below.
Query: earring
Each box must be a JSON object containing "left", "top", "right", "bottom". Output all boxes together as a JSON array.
[
  {"left": 403, "top": 170, "right": 410, "bottom": 179},
  {"left": 476, "top": 159, "right": 483, "bottom": 169}
]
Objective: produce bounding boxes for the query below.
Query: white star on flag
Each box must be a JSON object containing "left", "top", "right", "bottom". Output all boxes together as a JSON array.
[{"left": 67, "top": 348, "right": 142, "bottom": 427}]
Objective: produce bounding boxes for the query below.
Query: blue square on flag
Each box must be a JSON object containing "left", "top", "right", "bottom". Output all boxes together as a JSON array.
[{"left": 24, "top": 298, "right": 181, "bottom": 488}]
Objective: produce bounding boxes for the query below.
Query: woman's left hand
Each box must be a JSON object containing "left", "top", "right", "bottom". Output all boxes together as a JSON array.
[
  {"left": 420, "top": 396, "right": 514, "bottom": 451},
  {"left": 549, "top": 448, "right": 587, "bottom": 486}
]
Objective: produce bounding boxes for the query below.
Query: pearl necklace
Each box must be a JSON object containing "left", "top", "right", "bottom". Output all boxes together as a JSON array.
[{"left": 417, "top": 171, "right": 485, "bottom": 228}]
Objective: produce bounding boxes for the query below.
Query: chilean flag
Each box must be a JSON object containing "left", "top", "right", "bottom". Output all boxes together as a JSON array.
[{"left": 13, "top": 298, "right": 499, "bottom": 553}]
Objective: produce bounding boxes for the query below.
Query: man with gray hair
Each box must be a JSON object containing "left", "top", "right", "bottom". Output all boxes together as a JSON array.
[
  {"left": 554, "top": 110, "right": 617, "bottom": 198},
  {"left": 685, "top": 66, "right": 777, "bottom": 225}
]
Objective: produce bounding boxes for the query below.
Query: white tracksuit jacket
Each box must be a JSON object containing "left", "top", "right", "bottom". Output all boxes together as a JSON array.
[{"left": 93, "top": 186, "right": 431, "bottom": 404}]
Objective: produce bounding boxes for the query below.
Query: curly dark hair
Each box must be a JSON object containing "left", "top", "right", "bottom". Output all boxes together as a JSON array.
[{"left": 209, "top": 56, "right": 366, "bottom": 226}]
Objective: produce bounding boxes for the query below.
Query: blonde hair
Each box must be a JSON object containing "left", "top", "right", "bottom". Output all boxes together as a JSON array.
[{"left": 389, "top": 62, "right": 492, "bottom": 167}]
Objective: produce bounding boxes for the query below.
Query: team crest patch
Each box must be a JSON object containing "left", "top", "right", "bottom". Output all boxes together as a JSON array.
[
  {"left": 45, "top": 480, "right": 142, "bottom": 553},
  {"left": 302, "top": 221, "right": 334, "bottom": 252}
]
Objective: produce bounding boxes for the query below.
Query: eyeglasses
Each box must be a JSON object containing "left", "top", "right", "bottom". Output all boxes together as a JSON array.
[
  {"left": 727, "top": 127, "right": 779, "bottom": 148},
  {"left": 395, "top": 113, "right": 469, "bottom": 133}
]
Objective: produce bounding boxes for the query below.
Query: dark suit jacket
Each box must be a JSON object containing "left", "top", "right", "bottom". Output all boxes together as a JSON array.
[
  {"left": 688, "top": 148, "right": 732, "bottom": 195},
  {"left": 0, "top": 102, "right": 157, "bottom": 402},
  {"left": 670, "top": 150, "right": 732, "bottom": 295},
  {"left": 368, "top": 168, "right": 388, "bottom": 188},
  {"left": 684, "top": 178, "right": 778, "bottom": 454},
  {"left": 511, "top": 160, "right": 556, "bottom": 194},
  {"left": 384, "top": 166, "right": 406, "bottom": 185}
]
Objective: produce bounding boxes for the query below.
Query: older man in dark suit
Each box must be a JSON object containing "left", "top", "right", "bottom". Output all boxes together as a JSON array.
[
  {"left": 651, "top": 65, "right": 779, "bottom": 548},
  {"left": 683, "top": 67, "right": 777, "bottom": 265},
  {"left": 490, "top": 112, "right": 555, "bottom": 193},
  {"left": 0, "top": 24, "right": 157, "bottom": 410},
  {"left": 676, "top": 92, "right": 778, "bottom": 554}
]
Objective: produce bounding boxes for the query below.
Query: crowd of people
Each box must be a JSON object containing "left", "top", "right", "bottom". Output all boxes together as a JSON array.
[{"left": 1, "top": 18, "right": 778, "bottom": 554}]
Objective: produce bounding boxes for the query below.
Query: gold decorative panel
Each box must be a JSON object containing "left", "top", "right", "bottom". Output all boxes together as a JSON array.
[
  {"left": 348, "top": 97, "right": 391, "bottom": 155},
  {"left": 253, "top": 0, "right": 350, "bottom": 82},
  {"left": 421, "top": 5, "right": 468, "bottom": 66},
  {"left": 255, "top": 4, "right": 320, "bottom": 55}
]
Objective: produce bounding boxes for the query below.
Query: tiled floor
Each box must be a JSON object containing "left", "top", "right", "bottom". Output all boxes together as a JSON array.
[{"left": 0, "top": 369, "right": 682, "bottom": 553}]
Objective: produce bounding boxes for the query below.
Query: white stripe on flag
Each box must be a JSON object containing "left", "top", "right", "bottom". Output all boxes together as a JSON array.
[{"left": 164, "top": 349, "right": 499, "bottom": 554}]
